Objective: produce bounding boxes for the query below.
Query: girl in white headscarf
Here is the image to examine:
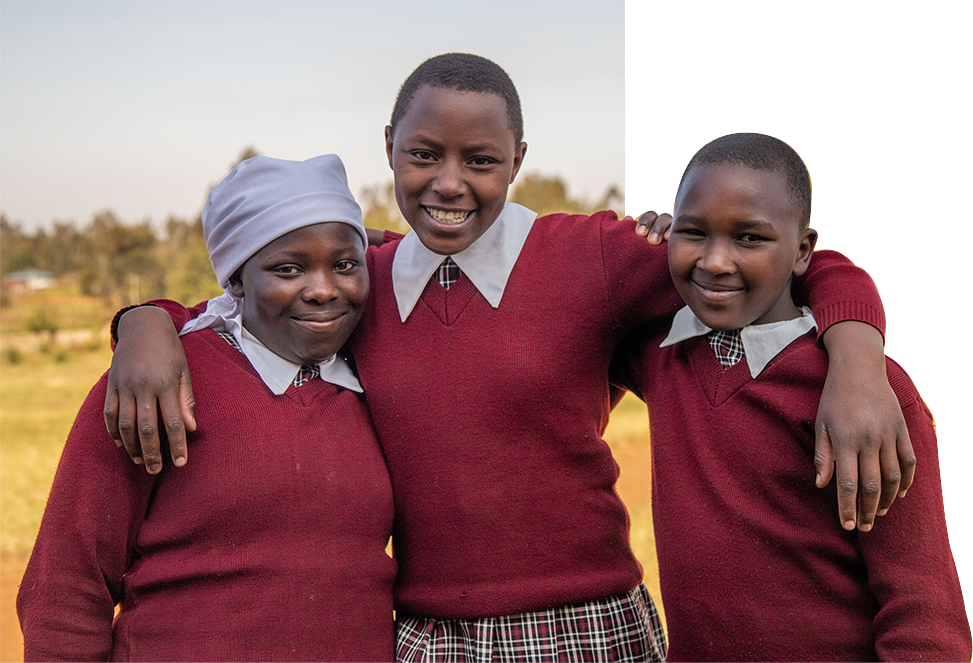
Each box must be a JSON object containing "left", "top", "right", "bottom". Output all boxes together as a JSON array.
[{"left": 18, "top": 155, "right": 396, "bottom": 662}]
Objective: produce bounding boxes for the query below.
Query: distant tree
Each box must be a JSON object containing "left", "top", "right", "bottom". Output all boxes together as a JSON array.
[
  {"left": 360, "top": 182, "right": 409, "bottom": 233},
  {"left": 0, "top": 214, "right": 34, "bottom": 274},
  {"left": 38, "top": 221, "right": 86, "bottom": 276},
  {"left": 232, "top": 146, "right": 260, "bottom": 169},
  {"left": 593, "top": 185, "right": 624, "bottom": 214},
  {"left": 163, "top": 215, "right": 222, "bottom": 304},
  {"left": 509, "top": 173, "right": 623, "bottom": 216},
  {"left": 78, "top": 210, "right": 165, "bottom": 306}
]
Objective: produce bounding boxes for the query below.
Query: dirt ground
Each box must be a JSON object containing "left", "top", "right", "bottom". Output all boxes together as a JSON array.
[{"left": 1, "top": 558, "right": 27, "bottom": 662}]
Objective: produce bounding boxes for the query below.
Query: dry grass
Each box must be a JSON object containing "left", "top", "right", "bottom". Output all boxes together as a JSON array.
[{"left": 1, "top": 344, "right": 114, "bottom": 557}]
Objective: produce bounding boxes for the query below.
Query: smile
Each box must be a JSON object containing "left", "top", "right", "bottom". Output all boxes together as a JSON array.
[
  {"left": 291, "top": 312, "right": 347, "bottom": 331},
  {"left": 692, "top": 279, "right": 744, "bottom": 303},
  {"left": 423, "top": 206, "right": 473, "bottom": 225}
]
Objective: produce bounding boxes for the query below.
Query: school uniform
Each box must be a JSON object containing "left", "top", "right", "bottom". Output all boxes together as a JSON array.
[
  {"left": 19, "top": 155, "right": 398, "bottom": 662},
  {"left": 614, "top": 306, "right": 971, "bottom": 661},
  {"left": 137, "top": 203, "right": 886, "bottom": 661}
]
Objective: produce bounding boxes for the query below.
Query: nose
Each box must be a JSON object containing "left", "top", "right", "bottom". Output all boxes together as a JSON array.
[
  {"left": 696, "top": 240, "right": 736, "bottom": 275},
  {"left": 302, "top": 270, "right": 339, "bottom": 303},
  {"left": 431, "top": 158, "right": 466, "bottom": 199}
]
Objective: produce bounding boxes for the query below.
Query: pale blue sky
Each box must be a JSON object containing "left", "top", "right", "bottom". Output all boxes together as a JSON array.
[{"left": 0, "top": 0, "right": 624, "bottom": 229}]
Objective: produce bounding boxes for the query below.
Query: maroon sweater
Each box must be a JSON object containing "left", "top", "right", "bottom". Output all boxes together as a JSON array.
[
  {"left": 18, "top": 330, "right": 396, "bottom": 661},
  {"left": 615, "top": 328, "right": 971, "bottom": 661},
  {"left": 137, "top": 211, "right": 885, "bottom": 620}
]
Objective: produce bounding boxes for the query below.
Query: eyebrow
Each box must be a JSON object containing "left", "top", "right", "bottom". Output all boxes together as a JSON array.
[
  {"left": 406, "top": 133, "right": 503, "bottom": 156},
  {"left": 675, "top": 214, "right": 775, "bottom": 230}
]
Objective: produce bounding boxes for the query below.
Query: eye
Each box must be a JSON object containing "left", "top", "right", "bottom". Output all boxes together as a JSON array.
[
  {"left": 272, "top": 264, "right": 302, "bottom": 276},
  {"left": 333, "top": 260, "right": 360, "bottom": 273},
  {"left": 739, "top": 233, "right": 769, "bottom": 244},
  {"left": 410, "top": 150, "right": 436, "bottom": 162},
  {"left": 469, "top": 156, "right": 496, "bottom": 167},
  {"left": 673, "top": 227, "right": 705, "bottom": 238}
]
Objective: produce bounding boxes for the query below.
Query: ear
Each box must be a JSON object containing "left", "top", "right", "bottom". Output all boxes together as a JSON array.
[
  {"left": 227, "top": 278, "right": 245, "bottom": 299},
  {"left": 385, "top": 126, "right": 395, "bottom": 169},
  {"left": 509, "top": 141, "right": 527, "bottom": 184},
  {"left": 792, "top": 227, "right": 818, "bottom": 277}
]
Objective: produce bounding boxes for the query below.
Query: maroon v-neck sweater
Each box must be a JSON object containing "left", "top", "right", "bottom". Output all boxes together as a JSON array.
[
  {"left": 351, "top": 212, "right": 885, "bottom": 619},
  {"left": 18, "top": 330, "right": 396, "bottom": 661},
  {"left": 615, "top": 329, "right": 970, "bottom": 661},
  {"left": 135, "top": 211, "right": 885, "bottom": 621}
]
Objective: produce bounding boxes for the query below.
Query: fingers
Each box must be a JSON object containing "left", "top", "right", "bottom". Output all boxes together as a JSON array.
[
  {"left": 633, "top": 211, "right": 672, "bottom": 245},
  {"left": 896, "top": 427, "right": 916, "bottom": 499},
  {"left": 813, "top": 429, "right": 834, "bottom": 489},
  {"left": 160, "top": 372, "right": 197, "bottom": 468},
  {"left": 104, "top": 384, "right": 123, "bottom": 447},
  {"left": 815, "top": 423, "right": 859, "bottom": 530},
  {"left": 136, "top": 397, "right": 165, "bottom": 475},
  {"left": 115, "top": 389, "right": 144, "bottom": 466},
  {"left": 854, "top": 442, "right": 883, "bottom": 532},
  {"left": 832, "top": 443, "right": 861, "bottom": 532},
  {"left": 876, "top": 439, "right": 902, "bottom": 516}
]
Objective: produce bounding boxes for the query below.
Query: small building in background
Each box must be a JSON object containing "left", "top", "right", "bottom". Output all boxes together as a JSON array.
[{"left": 2, "top": 269, "right": 55, "bottom": 294}]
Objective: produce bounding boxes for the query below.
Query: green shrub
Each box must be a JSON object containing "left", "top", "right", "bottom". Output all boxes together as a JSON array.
[{"left": 26, "top": 309, "right": 58, "bottom": 336}]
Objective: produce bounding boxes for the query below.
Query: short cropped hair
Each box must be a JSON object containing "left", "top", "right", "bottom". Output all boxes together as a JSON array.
[
  {"left": 678, "top": 133, "right": 812, "bottom": 228},
  {"left": 389, "top": 53, "right": 524, "bottom": 145}
]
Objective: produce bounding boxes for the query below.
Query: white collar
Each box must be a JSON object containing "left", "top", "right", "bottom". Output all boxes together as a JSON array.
[
  {"left": 391, "top": 202, "right": 537, "bottom": 322},
  {"left": 177, "top": 296, "right": 362, "bottom": 395},
  {"left": 661, "top": 305, "right": 817, "bottom": 377}
]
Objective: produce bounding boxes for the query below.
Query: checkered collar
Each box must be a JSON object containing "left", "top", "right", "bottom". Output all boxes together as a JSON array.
[
  {"left": 391, "top": 202, "right": 537, "bottom": 322},
  {"left": 661, "top": 305, "right": 817, "bottom": 377}
]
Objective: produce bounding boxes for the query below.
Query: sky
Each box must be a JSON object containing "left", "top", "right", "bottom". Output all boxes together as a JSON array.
[
  {"left": 0, "top": 0, "right": 624, "bottom": 229},
  {"left": 2, "top": 0, "right": 971, "bottom": 612},
  {"left": 626, "top": 1, "right": 972, "bottom": 602}
]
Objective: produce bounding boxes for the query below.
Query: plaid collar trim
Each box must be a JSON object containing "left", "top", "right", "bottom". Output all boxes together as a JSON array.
[
  {"left": 661, "top": 305, "right": 817, "bottom": 377},
  {"left": 391, "top": 202, "right": 537, "bottom": 322}
]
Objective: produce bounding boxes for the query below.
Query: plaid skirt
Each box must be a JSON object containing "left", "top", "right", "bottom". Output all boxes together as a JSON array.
[{"left": 395, "top": 584, "right": 666, "bottom": 662}]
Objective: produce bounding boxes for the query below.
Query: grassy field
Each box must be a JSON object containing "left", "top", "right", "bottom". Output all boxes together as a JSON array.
[
  {"left": 0, "top": 329, "right": 662, "bottom": 660},
  {"left": 0, "top": 336, "right": 115, "bottom": 661}
]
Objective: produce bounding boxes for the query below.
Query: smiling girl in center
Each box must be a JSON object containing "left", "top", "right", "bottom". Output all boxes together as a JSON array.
[{"left": 107, "top": 54, "right": 910, "bottom": 661}]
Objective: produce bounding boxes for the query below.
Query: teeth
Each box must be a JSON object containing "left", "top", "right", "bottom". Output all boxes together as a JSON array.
[{"left": 425, "top": 207, "right": 471, "bottom": 225}]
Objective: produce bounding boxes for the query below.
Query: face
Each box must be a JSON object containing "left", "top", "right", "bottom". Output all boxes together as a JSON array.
[
  {"left": 227, "top": 223, "right": 369, "bottom": 364},
  {"left": 385, "top": 85, "right": 527, "bottom": 255},
  {"left": 668, "top": 164, "right": 817, "bottom": 330}
]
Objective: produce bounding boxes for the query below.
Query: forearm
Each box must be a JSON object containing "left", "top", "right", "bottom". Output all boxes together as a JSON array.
[{"left": 111, "top": 298, "right": 207, "bottom": 345}]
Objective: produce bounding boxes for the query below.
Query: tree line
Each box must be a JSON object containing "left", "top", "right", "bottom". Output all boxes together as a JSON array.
[{"left": 1, "top": 160, "right": 621, "bottom": 313}]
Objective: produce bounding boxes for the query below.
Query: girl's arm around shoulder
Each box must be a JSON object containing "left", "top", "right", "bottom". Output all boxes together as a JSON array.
[
  {"left": 19, "top": 374, "right": 159, "bottom": 661},
  {"left": 105, "top": 299, "right": 209, "bottom": 474},
  {"left": 794, "top": 250, "right": 914, "bottom": 533},
  {"left": 859, "top": 368, "right": 971, "bottom": 660}
]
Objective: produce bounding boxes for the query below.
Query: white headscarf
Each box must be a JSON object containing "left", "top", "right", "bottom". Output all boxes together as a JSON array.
[
  {"left": 181, "top": 154, "right": 367, "bottom": 336},
  {"left": 204, "top": 154, "right": 366, "bottom": 288}
]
